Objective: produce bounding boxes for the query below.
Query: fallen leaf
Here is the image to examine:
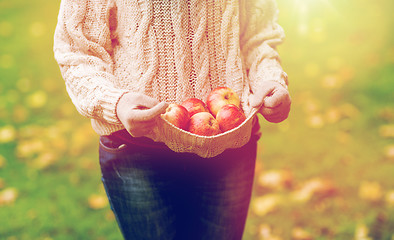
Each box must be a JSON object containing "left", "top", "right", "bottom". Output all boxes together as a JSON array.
[
  {"left": 291, "top": 178, "right": 337, "bottom": 203},
  {"left": 69, "top": 124, "right": 97, "bottom": 156},
  {"left": 338, "top": 66, "right": 355, "bottom": 82},
  {"left": 0, "top": 188, "right": 18, "bottom": 206},
  {"left": 307, "top": 114, "right": 325, "bottom": 128},
  {"left": 379, "top": 125, "right": 394, "bottom": 138},
  {"left": 292, "top": 227, "right": 314, "bottom": 240},
  {"left": 359, "top": 181, "right": 383, "bottom": 203},
  {"left": 12, "top": 105, "right": 29, "bottom": 123},
  {"left": 336, "top": 131, "right": 352, "bottom": 144},
  {"left": 252, "top": 194, "right": 283, "bottom": 216},
  {"left": 88, "top": 194, "right": 108, "bottom": 210},
  {"left": 303, "top": 99, "right": 320, "bottom": 113},
  {"left": 325, "top": 107, "right": 342, "bottom": 124},
  {"left": 354, "top": 223, "right": 372, "bottom": 240},
  {"left": 385, "top": 190, "right": 394, "bottom": 207},
  {"left": 259, "top": 224, "right": 282, "bottom": 240},
  {"left": 384, "top": 145, "right": 394, "bottom": 160},
  {"left": 378, "top": 107, "right": 394, "bottom": 122},
  {"left": 0, "top": 125, "right": 16, "bottom": 143},
  {"left": 26, "top": 90, "right": 47, "bottom": 108},
  {"left": 105, "top": 210, "right": 116, "bottom": 221},
  {"left": 258, "top": 169, "right": 293, "bottom": 190},
  {"left": 16, "top": 139, "right": 45, "bottom": 158},
  {"left": 321, "top": 74, "right": 342, "bottom": 89},
  {"left": 32, "top": 152, "right": 58, "bottom": 169},
  {"left": 339, "top": 103, "right": 359, "bottom": 119},
  {"left": 16, "top": 78, "right": 31, "bottom": 92},
  {"left": 29, "top": 21, "right": 46, "bottom": 37}
]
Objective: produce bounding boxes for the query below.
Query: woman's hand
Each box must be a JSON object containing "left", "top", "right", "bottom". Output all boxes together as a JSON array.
[
  {"left": 249, "top": 81, "right": 291, "bottom": 123},
  {"left": 116, "top": 92, "right": 168, "bottom": 137}
]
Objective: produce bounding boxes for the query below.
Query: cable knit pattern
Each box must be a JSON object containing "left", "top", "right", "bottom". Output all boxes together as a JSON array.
[{"left": 54, "top": 0, "right": 287, "bottom": 136}]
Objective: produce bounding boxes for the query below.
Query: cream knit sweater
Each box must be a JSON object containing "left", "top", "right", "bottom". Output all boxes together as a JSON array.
[{"left": 54, "top": 0, "right": 288, "bottom": 136}]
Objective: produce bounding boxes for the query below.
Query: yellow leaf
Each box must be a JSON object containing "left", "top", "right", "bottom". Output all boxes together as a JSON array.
[
  {"left": 338, "top": 66, "right": 355, "bottom": 82},
  {"left": 16, "top": 139, "right": 45, "bottom": 158},
  {"left": 258, "top": 169, "right": 293, "bottom": 190},
  {"left": 384, "top": 145, "right": 394, "bottom": 160},
  {"left": 259, "top": 224, "right": 282, "bottom": 240},
  {"left": 321, "top": 74, "right": 342, "bottom": 89},
  {"left": 0, "top": 125, "right": 16, "bottom": 143},
  {"left": 359, "top": 181, "right": 383, "bottom": 203},
  {"left": 292, "top": 227, "right": 314, "bottom": 240},
  {"left": 303, "top": 99, "right": 320, "bottom": 113},
  {"left": 291, "top": 178, "right": 336, "bottom": 203},
  {"left": 325, "top": 107, "right": 342, "bottom": 124},
  {"left": 16, "top": 78, "right": 31, "bottom": 93},
  {"left": 12, "top": 105, "right": 29, "bottom": 123},
  {"left": 380, "top": 125, "right": 394, "bottom": 138},
  {"left": 105, "top": 210, "right": 116, "bottom": 221},
  {"left": 33, "top": 152, "right": 58, "bottom": 169},
  {"left": 29, "top": 21, "right": 46, "bottom": 37},
  {"left": 0, "top": 188, "right": 18, "bottom": 206},
  {"left": 378, "top": 107, "right": 394, "bottom": 122},
  {"left": 252, "top": 194, "right": 283, "bottom": 216},
  {"left": 354, "top": 223, "right": 372, "bottom": 240},
  {"left": 339, "top": 103, "right": 360, "bottom": 119},
  {"left": 307, "top": 114, "right": 325, "bottom": 128},
  {"left": 385, "top": 190, "right": 394, "bottom": 207},
  {"left": 88, "top": 194, "right": 108, "bottom": 210},
  {"left": 336, "top": 131, "right": 352, "bottom": 144},
  {"left": 27, "top": 91, "right": 47, "bottom": 108}
]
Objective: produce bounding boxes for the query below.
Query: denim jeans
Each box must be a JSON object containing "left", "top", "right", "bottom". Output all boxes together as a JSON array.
[{"left": 99, "top": 134, "right": 258, "bottom": 240}]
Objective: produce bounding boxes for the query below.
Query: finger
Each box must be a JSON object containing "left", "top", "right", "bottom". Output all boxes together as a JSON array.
[
  {"left": 249, "top": 84, "right": 277, "bottom": 108},
  {"left": 264, "top": 114, "right": 287, "bottom": 123},
  {"left": 260, "top": 106, "right": 280, "bottom": 117},
  {"left": 128, "top": 121, "right": 157, "bottom": 137},
  {"left": 133, "top": 102, "right": 168, "bottom": 121},
  {"left": 263, "top": 88, "right": 290, "bottom": 108},
  {"left": 263, "top": 93, "right": 282, "bottom": 109},
  {"left": 135, "top": 94, "right": 161, "bottom": 109},
  {"left": 261, "top": 107, "right": 290, "bottom": 123}
]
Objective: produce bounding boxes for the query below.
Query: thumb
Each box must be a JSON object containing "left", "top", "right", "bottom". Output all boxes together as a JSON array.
[
  {"left": 249, "top": 84, "right": 276, "bottom": 108},
  {"left": 139, "top": 94, "right": 161, "bottom": 108},
  {"left": 134, "top": 102, "right": 168, "bottom": 121}
]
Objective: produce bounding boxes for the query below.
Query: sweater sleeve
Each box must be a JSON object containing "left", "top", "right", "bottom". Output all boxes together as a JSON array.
[
  {"left": 53, "top": 0, "right": 129, "bottom": 124},
  {"left": 240, "top": 0, "right": 288, "bottom": 91}
]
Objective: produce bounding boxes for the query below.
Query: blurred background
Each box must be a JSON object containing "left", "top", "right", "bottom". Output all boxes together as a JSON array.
[{"left": 0, "top": 0, "right": 393, "bottom": 239}]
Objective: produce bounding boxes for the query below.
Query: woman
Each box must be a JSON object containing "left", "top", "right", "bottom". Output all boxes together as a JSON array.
[{"left": 54, "top": 0, "right": 291, "bottom": 239}]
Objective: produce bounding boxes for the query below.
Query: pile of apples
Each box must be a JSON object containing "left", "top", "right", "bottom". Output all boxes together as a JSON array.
[{"left": 161, "top": 87, "right": 246, "bottom": 136}]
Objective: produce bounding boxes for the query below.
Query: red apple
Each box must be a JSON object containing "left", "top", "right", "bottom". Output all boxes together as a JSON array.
[
  {"left": 161, "top": 103, "right": 190, "bottom": 130},
  {"left": 181, "top": 98, "right": 209, "bottom": 117},
  {"left": 216, "top": 104, "right": 246, "bottom": 132},
  {"left": 206, "top": 87, "right": 241, "bottom": 117},
  {"left": 188, "top": 112, "right": 221, "bottom": 136}
]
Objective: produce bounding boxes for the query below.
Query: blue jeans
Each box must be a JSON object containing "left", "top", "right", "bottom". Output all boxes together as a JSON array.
[{"left": 99, "top": 135, "right": 258, "bottom": 240}]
